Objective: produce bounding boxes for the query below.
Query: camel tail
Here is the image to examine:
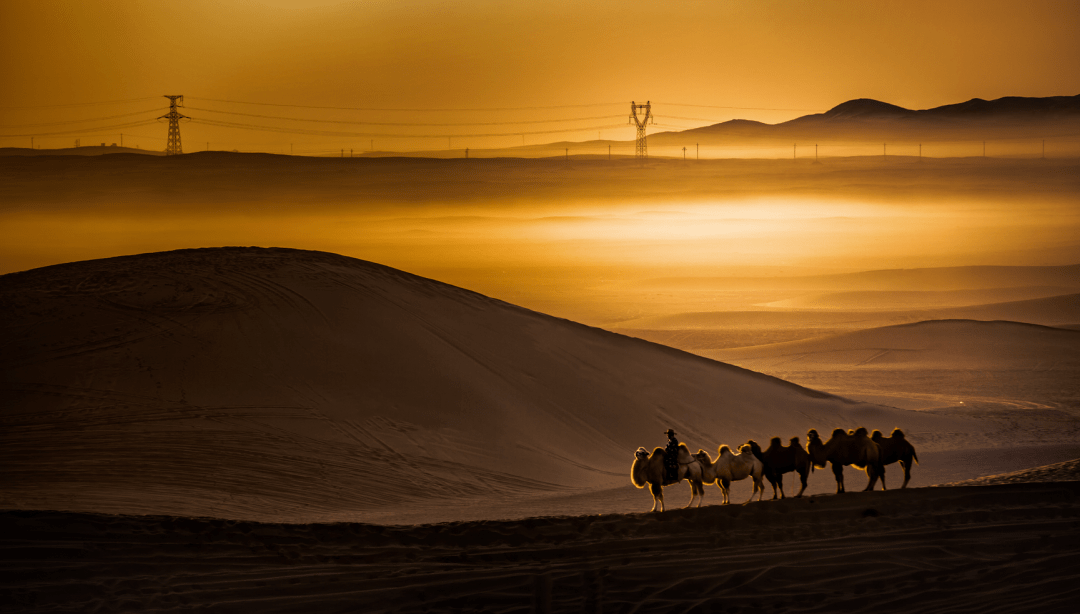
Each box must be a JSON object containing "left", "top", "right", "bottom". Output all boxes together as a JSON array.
[{"left": 912, "top": 449, "right": 919, "bottom": 464}]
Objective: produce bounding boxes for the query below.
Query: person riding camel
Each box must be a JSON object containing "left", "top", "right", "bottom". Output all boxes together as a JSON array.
[{"left": 664, "top": 429, "right": 680, "bottom": 484}]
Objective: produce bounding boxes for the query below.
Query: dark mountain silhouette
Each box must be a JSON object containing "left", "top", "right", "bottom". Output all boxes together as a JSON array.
[{"left": 659, "top": 94, "right": 1080, "bottom": 144}]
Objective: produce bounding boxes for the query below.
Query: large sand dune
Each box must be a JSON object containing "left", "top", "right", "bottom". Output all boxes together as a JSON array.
[{"left": 2, "top": 247, "right": 973, "bottom": 523}]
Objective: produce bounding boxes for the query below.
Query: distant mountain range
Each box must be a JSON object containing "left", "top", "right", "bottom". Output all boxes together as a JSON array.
[{"left": 654, "top": 94, "right": 1080, "bottom": 144}]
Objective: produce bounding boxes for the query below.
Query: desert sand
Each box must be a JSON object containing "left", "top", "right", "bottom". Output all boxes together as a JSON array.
[
  {"left": 3, "top": 477, "right": 1078, "bottom": 613},
  {"left": 4, "top": 247, "right": 999, "bottom": 522},
  {"left": 3, "top": 247, "right": 1080, "bottom": 613},
  {"left": 3, "top": 145, "right": 1080, "bottom": 611}
]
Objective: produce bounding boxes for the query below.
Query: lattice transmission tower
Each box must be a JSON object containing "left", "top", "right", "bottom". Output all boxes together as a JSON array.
[
  {"left": 628, "top": 101, "right": 653, "bottom": 158},
  {"left": 160, "top": 95, "right": 188, "bottom": 155}
]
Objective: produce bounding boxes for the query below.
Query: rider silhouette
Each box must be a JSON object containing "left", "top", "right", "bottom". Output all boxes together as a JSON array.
[{"left": 664, "top": 429, "right": 680, "bottom": 483}]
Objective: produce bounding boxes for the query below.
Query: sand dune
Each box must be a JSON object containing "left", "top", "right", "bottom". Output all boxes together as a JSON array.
[
  {"left": 2, "top": 247, "right": 976, "bottom": 523},
  {"left": 760, "top": 286, "right": 1073, "bottom": 310},
  {"left": 3, "top": 481, "right": 1078, "bottom": 613},
  {"left": 619, "top": 264, "right": 1080, "bottom": 294},
  {"left": 610, "top": 292, "right": 1080, "bottom": 356},
  {"left": 706, "top": 320, "right": 1080, "bottom": 370}
]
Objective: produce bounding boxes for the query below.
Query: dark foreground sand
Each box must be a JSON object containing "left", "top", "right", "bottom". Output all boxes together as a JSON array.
[{"left": 3, "top": 479, "right": 1078, "bottom": 614}]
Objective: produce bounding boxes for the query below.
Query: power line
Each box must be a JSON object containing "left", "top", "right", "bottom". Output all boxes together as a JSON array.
[
  {"left": 185, "top": 106, "right": 624, "bottom": 127},
  {"left": 0, "top": 108, "right": 162, "bottom": 129},
  {"left": 190, "top": 117, "right": 630, "bottom": 139},
  {"left": 0, "top": 97, "right": 161, "bottom": 110},
  {"left": 186, "top": 96, "right": 626, "bottom": 112},
  {"left": 0, "top": 119, "right": 160, "bottom": 138},
  {"left": 656, "top": 102, "right": 825, "bottom": 112}
]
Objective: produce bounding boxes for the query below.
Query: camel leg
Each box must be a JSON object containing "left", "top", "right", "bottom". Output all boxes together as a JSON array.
[
  {"left": 880, "top": 465, "right": 888, "bottom": 491},
  {"left": 832, "top": 462, "right": 845, "bottom": 494},
  {"left": 685, "top": 480, "right": 699, "bottom": 509},
  {"left": 745, "top": 476, "right": 763, "bottom": 505},
  {"left": 694, "top": 480, "right": 705, "bottom": 508},
  {"left": 795, "top": 470, "right": 808, "bottom": 498},
  {"left": 650, "top": 482, "right": 663, "bottom": 512},
  {"left": 720, "top": 478, "right": 731, "bottom": 505},
  {"left": 863, "top": 465, "right": 881, "bottom": 492},
  {"left": 901, "top": 459, "right": 912, "bottom": 489}
]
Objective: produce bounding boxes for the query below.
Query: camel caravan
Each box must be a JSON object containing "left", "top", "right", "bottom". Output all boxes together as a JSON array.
[{"left": 631, "top": 427, "right": 918, "bottom": 512}]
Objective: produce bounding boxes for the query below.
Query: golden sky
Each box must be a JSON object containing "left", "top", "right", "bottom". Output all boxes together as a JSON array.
[{"left": 2, "top": 0, "right": 1078, "bottom": 153}]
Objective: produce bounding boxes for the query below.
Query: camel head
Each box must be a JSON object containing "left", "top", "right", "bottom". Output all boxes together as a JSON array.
[
  {"left": 694, "top": 450, "right": 712, "bottom": 464},
  {"left": 634, "top": 447, "right": 650, "bottom": 461},
  {"left": 807, "top": 429, "right": 821, "bottom": 443},
  {"left": 737, "top": 443, "right": 754, "bottom": 457}
]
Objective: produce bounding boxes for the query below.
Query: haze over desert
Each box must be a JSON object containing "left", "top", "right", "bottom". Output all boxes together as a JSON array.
[{"left": 3, "top": 1, "right": 1080, "bottom": 612}]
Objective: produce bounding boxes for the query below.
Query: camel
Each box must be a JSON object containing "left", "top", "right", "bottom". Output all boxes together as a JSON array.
[
  {"left": 631, "top": 445, "right": 705, "bottom": 512},
  {"left": 693, "top": 444, "right": 765, "bottom": 505},
  {"left": 871, "top": 428, "right": 919, "bottom": 489},
  {"left": 747, "top": 437, "right": 811, "bottom": 499},
  {"left": 806, "top": 427, "right": 884, "bottom": 493}
]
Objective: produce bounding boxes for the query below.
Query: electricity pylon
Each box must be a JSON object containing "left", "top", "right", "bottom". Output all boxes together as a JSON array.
[
  {"left": 629, "top": 101, "right": 653, "bottom": 158},
  {"left": 160, "top": 95, "right": 187, "bottom": 155}
]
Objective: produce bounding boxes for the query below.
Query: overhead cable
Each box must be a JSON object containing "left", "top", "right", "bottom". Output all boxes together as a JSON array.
[
  {"left": 656, "top": 102, "right": 825, "bottom": 112},
  {"left": 0, "top": 119, "right": 161, "bottom": 138},
  {"left": 190, "top": 118, "right": 630, "bottom": 139},
  {"left": 187, "top": 97, "right": 626, "bottom": 112},
  {"left": 0, "top": 108, "right": 163, "bottom": 129},
  {"left": 0, "top": 97, "right": 162, "bottom": 110},
  {"left": 186, "top": 107, "right": 625, "bottom": 127}
]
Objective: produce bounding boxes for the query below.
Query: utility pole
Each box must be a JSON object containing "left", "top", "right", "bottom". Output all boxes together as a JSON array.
[
  {"left": 565, "top": 147, "right": 568, "bottom": 161},
  {"left": 629, "top": 101, "right": 653, "bottom": 159},
  {"left": 160, "top": 95, "right": 187, "bottom": 155},
  {"left": 682, "top": 146, "right": 687, "bottom": 160},
  {"left": 466, "top": 147, "right": 469, "bottom": 159},
  {"left": 350, "top": 148, "right": 353, "bottom": 158},
  {"left": 883, "top": 143, "right": 887, "bottom": 158},
  {"left": 813, "top": 143, "right": 821, "bottom": 165},
  {"left": 696, "top": 143, "right": 699, "bottom": 160},
  {"left": 793, "top": 143, "right": 796, "bottom": 160},
  {"left": 608, "top": 144, "right": 611, "bottom": 160}
]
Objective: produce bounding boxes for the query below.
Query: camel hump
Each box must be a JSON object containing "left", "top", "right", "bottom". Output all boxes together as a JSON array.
[
  {"left": 788, "top": 436, "right": 801, "bottom": 447},
  {"left": 852, "top": 426, "right": 869, "bottom": 438},
  {"left": 871, "top": 429, "right": 884, "bottom": 441},
  {"left": 832, "top": 428, "right": 847, "bottom": 439},
  {"left": 718, "top": 444, "right": 733, "bottom": 456},
  {"left": 738, "top": 443, "right": 754, "bottom": 456},
  {"left": 676, "top": 444, "right": 697, "bottom": 465},
  {"left": 769, "top": 436, "right": 783, "bottom": 448},
  {"left": 892, "top": 428, "right": 906, "bottom": 439}
]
